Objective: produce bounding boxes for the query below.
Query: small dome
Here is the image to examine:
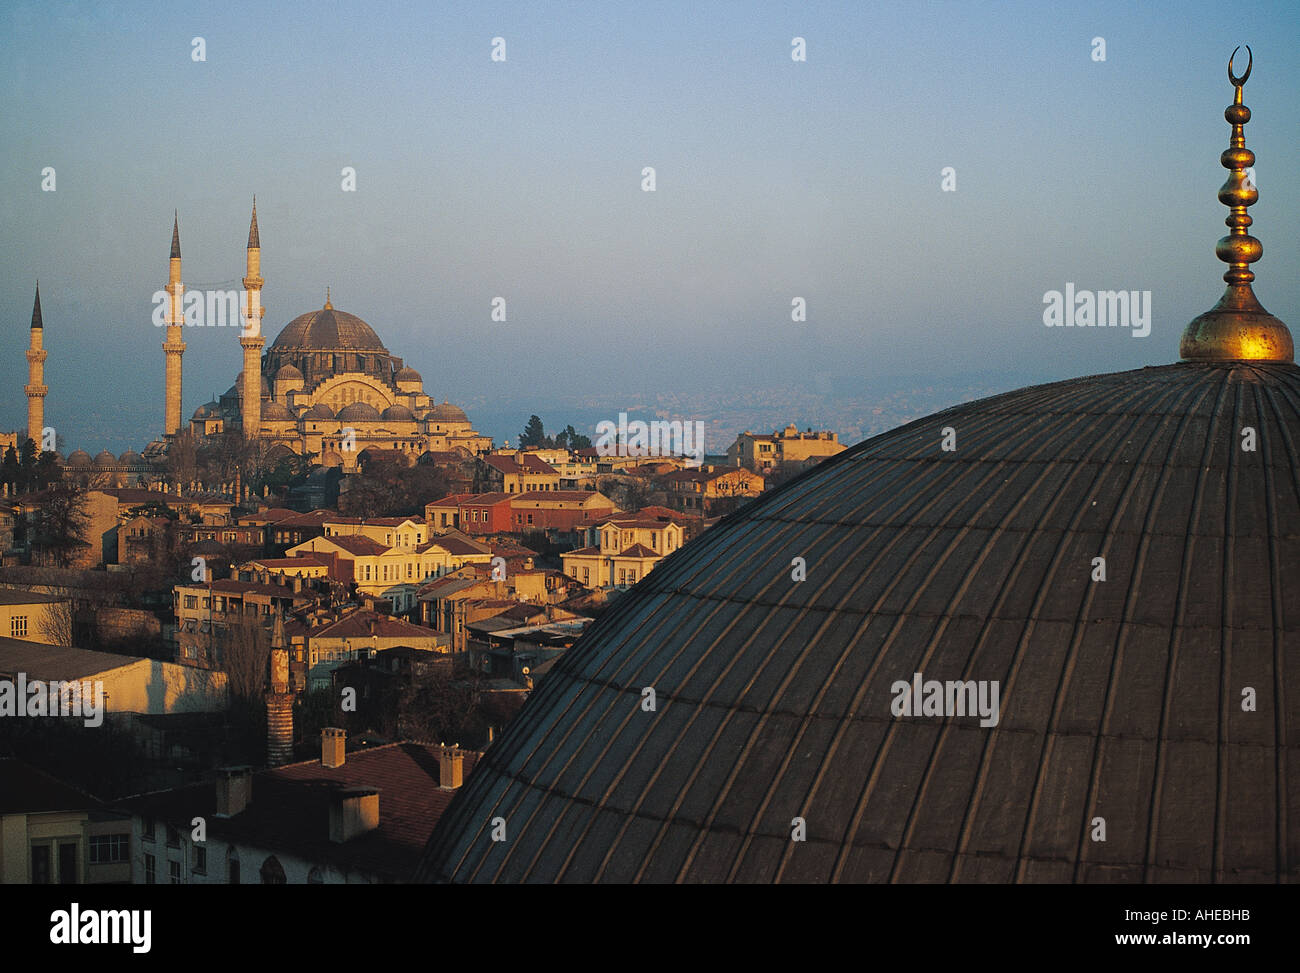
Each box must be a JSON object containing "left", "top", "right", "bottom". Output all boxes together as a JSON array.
[
  {"left": 304, "top": 402, "right": 335, "bottom": 420},
  {"left": 395, "top": 366, "right": 422, "bottom": 383},
  {"left": 118, "top": 449, "right": 142, "bottom": 464},
  {"left": 426, "top": 400, "right": 468, "bottom": 422},
  {"left": 93, "top": 450, "right": 116, "bottom": 467},
  {"left": 192, "top": 400, "right": 220, "bottom": 420},
  {"left": 67, "top": 449, "right": 92, "bottom": 467},
  {"left": 274, "top": 364, "right": 303, "bottom": 382},
  {"left": 336, "top": 401, "right": 381, "bottom": 422},
  {"left": 262, "top": 402, "right": 294, "bottom": 421},
  {"left": 381, "top": 404, "right": 415, "bottom": 421}
]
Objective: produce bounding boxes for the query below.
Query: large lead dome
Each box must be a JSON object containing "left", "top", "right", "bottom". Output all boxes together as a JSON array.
[
  {"left": 417, "top": 50, "right": 1298, "bottom": 883},
  {"left": 418, "top": 362, "right": 1300, "bottom": 882}
]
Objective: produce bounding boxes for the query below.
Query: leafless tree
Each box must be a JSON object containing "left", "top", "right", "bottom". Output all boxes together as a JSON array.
[
  {"left": 37, "top": 594, "right": 75, "bottom": 647},
  {"left": 216, "top": 615, "right": 270, "bottom": 704}
]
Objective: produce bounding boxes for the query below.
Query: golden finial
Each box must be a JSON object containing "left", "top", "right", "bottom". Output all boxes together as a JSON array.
[
  {"left": 1180, "top": 46, "right": 1292, "bottom": 362},
  {"left": 324, "top": 286, "right": 332, "bottom": 310}
]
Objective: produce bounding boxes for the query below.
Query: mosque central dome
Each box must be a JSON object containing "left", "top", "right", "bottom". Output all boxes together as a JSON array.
[{"left": 269, "top": 300, "right": 388, "bottom": 353}]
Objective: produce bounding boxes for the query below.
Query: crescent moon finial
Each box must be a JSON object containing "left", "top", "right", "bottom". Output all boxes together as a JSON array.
[{"left": 1228, "top": 44, "right": 1252, "bottom": 87}]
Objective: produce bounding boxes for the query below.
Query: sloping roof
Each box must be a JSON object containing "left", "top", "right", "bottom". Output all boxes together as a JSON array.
[
  {"left": 613, "top": 543, "right": 658, "bottom": 558},
  {"left": 0, "top": 758, "right": 101, "bottom": 815},
  {"left": 0, "top": 636, "right": 141, "bottom": 681},
  {"left": 511, "top": 491, "right": 612, "bottom": 505},
  {"left": 482, "top": 455, "right": 558, "bottom": 476},
  {"left": 119, "top": 743, "right": 474, "bottom": 882},
  {"left": 418, "top": 361, "right": 1300, "bottom": 884},
  {"left": 310, "top": 612, "right": 434, "bottom": 641}
]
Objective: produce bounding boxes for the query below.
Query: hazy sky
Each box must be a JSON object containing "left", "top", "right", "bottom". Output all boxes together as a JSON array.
[{"left": 3, "top": 0, "right": 1298, "bottom": 452}]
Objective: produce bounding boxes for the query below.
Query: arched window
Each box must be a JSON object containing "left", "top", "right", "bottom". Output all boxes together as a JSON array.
[
  {"left": 307, "top": 868, "right": 324, "bottom": 884},
  {"left": 260, "top": 855, "right": 286, "bottom": 884}
]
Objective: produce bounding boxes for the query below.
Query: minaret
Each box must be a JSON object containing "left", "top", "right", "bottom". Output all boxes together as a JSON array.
[
  {"left": 1180, "top": 46, "right": 1293, "bottom": 362},
  {"left": 163, "top": 213, "right": 187, "bottom": 436},
  {"left": 240, "top": 197, "right": 265, "bottom": 438},
  {"left": 25, "top": 283, "right": 48, "bottom": 447},
  {"left": 266, "top": 611, "right": 293, "bottom": 767}
]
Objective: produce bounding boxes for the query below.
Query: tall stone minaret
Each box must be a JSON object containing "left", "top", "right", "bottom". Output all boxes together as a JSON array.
[
  {"left": 266, "top": 611, "right": 293, "bottom": 767},
  {"left": 240, "top": 197, "right": 264, "bottom": 439},
  {"left": 163, "top": 213, "right": 186, "bottom": 437},
  {"left": 25, "top": 283, "right": 48, "bottom": 448}
]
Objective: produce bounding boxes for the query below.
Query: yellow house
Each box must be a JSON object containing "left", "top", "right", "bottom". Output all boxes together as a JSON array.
[
  {"left": 0, "top": 759, "right": 135, "bottom": 885},
  {"left": 0, "top": 590, "right": 70, "bottom": 644},
  {"left": 288, "top": 532, "right": 492, "bottom": 612},
  {"left": 322, "top": 516, "right": 428, "bottom": 550},
  {"left": 727, "top": 425, "right": 845, "bottom": 472},
  {"left": 561, "top": 517, "right": 684, "bottom": 589}
]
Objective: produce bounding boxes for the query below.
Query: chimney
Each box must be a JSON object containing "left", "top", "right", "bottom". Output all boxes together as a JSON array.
[
  {"left": 321, "top": 727, "right": 346, "bottom": 768},
  {"left": 439, "top": 747, "right": 464, "bottom": 789},
  {"left": 214, "top": 766, "right": 253, "bottom": 817},
  {"left": 328, "top": 786, "right": 379, "bottom": 843}
]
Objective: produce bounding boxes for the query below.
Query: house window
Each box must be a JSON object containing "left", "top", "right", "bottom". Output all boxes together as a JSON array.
[
  {"left": 144, "top": 853, "right": 156, "bottom": 884},
  {"left": 10, "top": 616, "right": 27, "bottom": 638},
  {"left": 142, "top": 817, "right": 156, "bottom": 842},
  {"left": 184, "top": 595, "right": 198, "bottom": 609},
  {"left": 193, "top": 846, "right": 207, "bottom": 875},
  {"left": 89, "top": 834, "right": 129, "bottom": 865},
  {"left": 228, "top": 848, "right": 240, "bottom": 885},
  {"left": 166, "top": 825, "right": 180, "bottom": 848},
  {"left": 31, "top": 844, "right": 52, "bottom": 884},
  {"left": 169, "top": 860, "right": 182, "bottom": 884}
]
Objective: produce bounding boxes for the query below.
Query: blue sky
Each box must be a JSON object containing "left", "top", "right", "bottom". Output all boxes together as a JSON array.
[{"left": 3, "top": 0, "right": 1298, "bottom": 451}]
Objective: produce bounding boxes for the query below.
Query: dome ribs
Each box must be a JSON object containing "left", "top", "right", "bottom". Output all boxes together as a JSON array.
[{"left": 417, "top": 362, "right": 1300, "bottom": 883}]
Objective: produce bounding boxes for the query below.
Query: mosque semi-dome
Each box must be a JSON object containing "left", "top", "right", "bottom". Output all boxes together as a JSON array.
[
  {"left": 261, "top": 402, "right": 294, "bottom": 421},
  {"left": 395, "top": 366, "right": 422, "bottom": 383},
  {"left": 381, "top": 404, "right": 415, "bottom": 421},
  {"left": 336, "top": 401, "right": 381, "bottom": 422},
  {"left": 274, "top": 363, "right": 304, "bottom": 382},
  {"left": 426, "top": 401, "right": 468, "bottom": 423},
  {"left": 303, "top": 402, "right": 335, "bottom": 420},
  {"left": 417, "top": 51, "right": 1299, "bottom": 884}
]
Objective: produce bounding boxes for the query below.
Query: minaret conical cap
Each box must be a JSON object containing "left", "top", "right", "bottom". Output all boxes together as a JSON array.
[
  {"left": 248, "top": 196, "right": 260, "bottom": 249},
  {"left": 170, "top": 212, "right": 181, "bottom": 260},
  {"left": 30, "top": 282, "right": 42, "bottom": 330},
  {"left": 1180, "top": 46, "right": 1292, "bottom": 362}
]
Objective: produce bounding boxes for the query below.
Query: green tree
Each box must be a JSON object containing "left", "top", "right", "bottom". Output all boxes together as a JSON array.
[
  {"left": 32, "top": 481, "right": 90, "bottom": 567},
  {"left": 554, "top": 424, "right": 592, "bottom": 450},
  {"left": 18, "top": 438, "right": 38, "bottom": 493},
  {"left": 519, "top": 415, "right": 549, "bottom": 449},
  {"left": 1, "top": 446, "right": 18, "bottom": 493}
]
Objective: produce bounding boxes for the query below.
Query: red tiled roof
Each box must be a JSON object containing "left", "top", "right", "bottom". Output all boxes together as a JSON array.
[
  {"left": 325, "top": 516, "right": 424, "bottom": 527},
  {"left": 426, "top": 493, "right": 479, "bottom": 508},
  {"left": 615, "top": 544, "right": 659, "bottom": 558},
  {"left": 319, "top": 535, "right": 391, "bottom": 557},
  {"left": 120, "top": 743, "right": 477, "bottom": 882},
  {"left": 276, "top": 509, "right": 339, "bottom": 527},
  {"left": 564, "top": 546, "right": 601, "bottom": 557},
  {"left": 311, "top": 612, "right": 434, "bottom": 640},
  {"left": 482, "top": 455, "right": 558, "bottom": 476},
  {"left": 511, "top": 490, "right": 613, "bottom": 505},
  {"left": 248, "top": 554, "right": 332, "bottom": 569},
  {"left": 423, "top": 535, "right": 491, "bottom": 556}
]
